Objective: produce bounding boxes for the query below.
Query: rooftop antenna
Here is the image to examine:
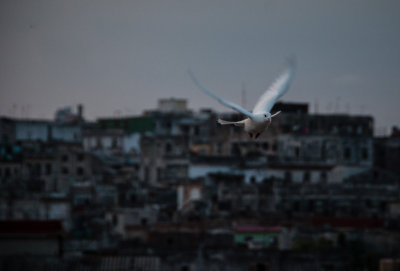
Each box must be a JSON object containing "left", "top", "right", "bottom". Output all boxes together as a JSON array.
[
  {"left": 21, "top": 105, "right": 25, "bottom": 118},
  {"left": 335, "top": 96, "right": 341, "bottom": 113},
  {"left": 241, "top": 82, "right": 246, "bottom": 110},
  {"left": 345, "top": 103, "right": 350, "bottom": 114},
  {"left": 327, "top": 102, "right": 332, "bottom": 113},
  {"left": 12, "top": 104, "right": 17, "bottom": 117},
  {"left": 314, "top": 99, "right": 319, "bottom": 114},
  {"left": 360, "top": 104, "right": 365, "bottom": 114}
]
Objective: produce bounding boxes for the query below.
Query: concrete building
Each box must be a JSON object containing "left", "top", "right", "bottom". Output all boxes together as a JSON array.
[
  {"left": 0, "top": 220, "right": 63, "bottom": 256},
  {"left": 83, "top": 128, "right": 124, "bottom": 154},
  {"left": 157, "top": 98, "right": 189, "bottom": 113}
]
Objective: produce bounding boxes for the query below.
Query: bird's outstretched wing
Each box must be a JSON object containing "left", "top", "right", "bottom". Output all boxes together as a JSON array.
[
  {"left": 188, "top": 69, "right": 255, "bottom": 119},
  {"left": 252, "top": 59, "right": 296, "bottom": 114}
]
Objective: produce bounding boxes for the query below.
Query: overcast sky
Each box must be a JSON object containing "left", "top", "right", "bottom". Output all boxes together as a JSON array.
[{"left": 0, "top": 0, "right": 399, "bottom": 134}]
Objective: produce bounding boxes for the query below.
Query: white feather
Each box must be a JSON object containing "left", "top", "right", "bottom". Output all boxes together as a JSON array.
[
  {"left": 188, "top": 69, "right": 255, "bottom": 119},
  {"left": 252, "top": 60, "right": 296, "bottom": 114}
]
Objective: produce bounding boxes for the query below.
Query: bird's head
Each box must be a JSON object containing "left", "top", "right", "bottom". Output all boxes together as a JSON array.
[
  {"left": 263, "top": 112, "right": 272, "bottom": 121},
  {"left": 255, "top": 111, "right": 281, "bottom": 123},
  {"left": 254, "top": 112, "right": 271, "bottom": 122}
]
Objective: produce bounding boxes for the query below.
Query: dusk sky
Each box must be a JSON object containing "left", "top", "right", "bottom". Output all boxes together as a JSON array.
[{"left": 0, "top": 0, "right": 399, "bottom": 134}]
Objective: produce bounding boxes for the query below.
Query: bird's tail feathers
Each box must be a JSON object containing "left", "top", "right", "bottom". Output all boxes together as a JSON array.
[{"left": 217, "top": 119, "right": 245, "bottom": 127}]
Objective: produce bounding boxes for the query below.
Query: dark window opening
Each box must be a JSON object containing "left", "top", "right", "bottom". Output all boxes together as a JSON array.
[
  {"left": 62, "top": 167, "right": 69, "bottom": 175},
  {"left": 165, "top": 143, "right": 172, "bottom": 154},
  {"left": 112, "top": 214, "right": 118, "bottom": 226},
  {"left": 303, "top": 171, "right": 310, "bottom": 183},
  {"left": 295, "top": 147, "right": 300, "bottom": 158},
  {"left": 217, "top": 143, "right": 223, "bottom": 154},
  {"left": 320, "top": 171, "right": 327, "bottom": 182},
  {"left": 157, "top": 167, "right": 162, "bottom": 182},
  {"left": 5, "top": 168, "right": 10, "bottom": 177},
  {"left": 112, "top": 138, "right": 118, "bottom": 148},
  {"left": 194, "top": 126, "right": 199, "bottom": 136},
  {"left": 285, "top": 171, "right": 292, "bottom": 182},
  {"left": 46, "top": 163, "right": 52, "bottom": 175},
  {"left": 77, "top": 167, "right": 84, "bottom": 176},
  {"left": 344, "top": 147, "right": 351, "bottom": 159},
  {"left": 167, "top": 237, "right": 174, "bottom": 246},
  {"left": 362, "top": 148, "right": 368, "bottom": 160},
  {"left": 252, "top": 262, "right": 268, "bottom": 271},
  {"left": 35, "top": 164, "right": 41, "bottom": 176},
  {"left": 96, "top": 138, "right": 102, "bottom": 148},
  {"left": 61, "top": 155, "right": 69, "bottom": 162}
]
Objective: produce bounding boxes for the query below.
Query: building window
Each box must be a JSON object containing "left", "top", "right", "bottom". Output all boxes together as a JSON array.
[
  {"left": 62, "top": 167, "right": 69, "bottom": 175},
  {"left": 77, "top": 167, "right": 84, "bottom": 176},
  {"left": 157, "top": 167, "right": 162, "bottom": 182},
  {"left": 344, "top": 147, "right": 351, "bottom": 159},
  {"left": 145, "top": 166, "right": 149, "bottom": 182},
  {"left": 77, "top": 153, "right": 84, "bottom": 161},
  {"left": 362, "top": 148, "right": 368, "bottom": 160},
  {"left": 45, "top": 163, "right": 52, "bottom": 175},
  {"left": 320, "top": 171, "right": 327, "bottom": 182},
  {"left": 348, "top": 126, "right": 353, "bottom": 133},
  {"left": 217, "top": 142, "right": 223, "bottom": 154},
  {"left": 303, "top": 171, "right": 310, "bottom": 183},
  {"left": 165, "top": 143, "right": 172, "bottom": 155},
  {"left": 231, "top": 143, "right": 241, "bottom": 156},
  {"left": 250, "top": 262, "right": 268, "bottom": 271},
  {"left": 112, "top": 137, "right": 119, "bottom": 148},
  {"left": 5, "top": 168, "right": 10, "bottom": 177},
  {"left": 285, "top": 171, "right": 292, "bottom": 182},
  {"left": 61, "top": 155, "right": 69, "bottom": 162},
  {"left": 295, "top": 147, "right": 300, "bottom": 158},
  {"left": 262, "top": 142, "right": 269, "bottom": 150},
  {"left": 35, "top": 164, "right": 41, "bottom": 176},
  {"left": 194, "top": 126, "right": 199, "bottom": 136},
  {"left": 96, "top": 138, "right": 103, "bottom": 148}
]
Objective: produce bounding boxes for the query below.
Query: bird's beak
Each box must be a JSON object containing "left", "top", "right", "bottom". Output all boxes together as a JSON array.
[{"left": 270, "top": 111, "right": 281, "bottom": 118}]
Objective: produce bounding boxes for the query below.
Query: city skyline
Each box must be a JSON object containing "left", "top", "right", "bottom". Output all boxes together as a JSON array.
[{"left": 1, "top": 0, "right": 399, "bottom": 135}]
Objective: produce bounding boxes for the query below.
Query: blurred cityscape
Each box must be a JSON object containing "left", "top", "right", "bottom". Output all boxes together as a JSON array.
[{"left": 0, "top": 98, "right": 399, "bottom": 271}]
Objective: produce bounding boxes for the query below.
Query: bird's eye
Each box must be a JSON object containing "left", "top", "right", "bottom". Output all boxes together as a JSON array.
[{"left": 264, "top": 114, "right": 266, "bottom": 117}]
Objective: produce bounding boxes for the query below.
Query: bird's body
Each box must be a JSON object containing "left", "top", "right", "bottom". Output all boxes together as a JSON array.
[
  {"left": 218, "top": 114, "right": 270, "bottom": 138},
  {"left": 243, "top": 117, "right": 269, "bottom": 137},
  {"left": 189, "top": 59, "right": 296, "bottom": 138}
]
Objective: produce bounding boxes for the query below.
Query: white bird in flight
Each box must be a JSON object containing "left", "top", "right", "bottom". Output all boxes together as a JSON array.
[{"left": 188, "top": 59, "right": 296, "bottom": 139}]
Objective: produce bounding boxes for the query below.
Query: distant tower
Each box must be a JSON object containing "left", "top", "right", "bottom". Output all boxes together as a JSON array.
[
  {"left": 77, "top": 104, "right": 84, "bottom": 121},
  {"left": 314, "top": 99, "right": 319, "bottom": 114},
  {"left": 241, "top": 82, "right": 247, "bottom": 109},
  {"left": 335, "top": 97, "right": 341, "bottom": 113}
]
